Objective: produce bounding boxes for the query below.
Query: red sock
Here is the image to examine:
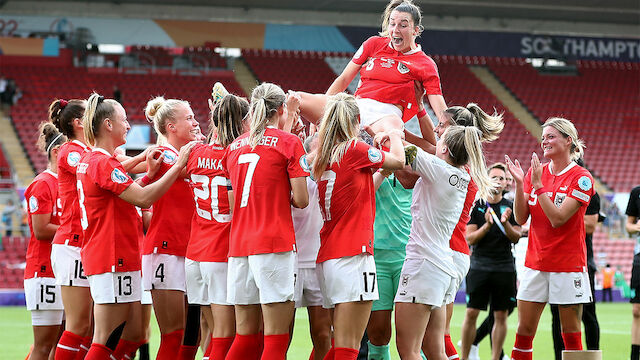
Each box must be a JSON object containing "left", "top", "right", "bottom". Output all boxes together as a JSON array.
[
  {"left": 260, "top": 334, "right": 290, "bottom": 360},
  {"left": 177, "top": 345, "right": 199, "bottom": 360},
  {"left": 309, "top": 349, "right": 315, "bottom": 360},
  {"left": 226, "top": 333, "right": 262, "bottom": 360},
  {"left": 257, "top": 331, "right": 264, "bottom": 357},
  {"left": 126, "top": 341, "right": 148, "bottom": 360},
  {"left": 112, "top": 339, "right": 140, "bottom": 360},
  {"left": 210, "top": 336, "right": 234, "bottom": 360},
  {"left": 322, "top": 348, "right": 335, "bottom": 360},
  {"left": 444, "top": 334, "right": 459, "bottom": 359},
  {"left": 84, "top": 343, "right": 112, "bottom": 360},
  {"left": 511, "top": 333, "right": 534, "bottom": 360},
  {"left": 55, "top": 331, "right": 84, "bottom": 360},
  {"left": 75, "top": 336, "right": 92, "bottom": 360},
  {"left": 156, "top": 330, "right": 184, "bottom": 360},
  {"left": 562, "top": 331, "right": 583, "bottom": 350},
  {"left": 202, "top": 336, "right": 214, "bottom": 360},
  {"left": 333, "top": 347, "right": 358, "bottom": 360}
]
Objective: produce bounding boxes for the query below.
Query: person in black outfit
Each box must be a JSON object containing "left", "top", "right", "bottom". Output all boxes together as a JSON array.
[
  {"left": 626, "top": 185, "right": 640, "bottom": 360},
  {"left": 460, "top": 163, "right": 522, "bottom": 360},
  {"left": 548, "top": 160, "right": 602, "bottom": 359}
]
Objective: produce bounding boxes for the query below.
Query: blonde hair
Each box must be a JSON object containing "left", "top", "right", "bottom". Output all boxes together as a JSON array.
[
  {"left": 248, "top": 83, "right": 285, "bottom": 149},
  {"left": 209, "top": 94, "right": 249, "bottom": 147},
  {"left": 311, "top": 93, "right": 360, "bottom": 180},
  {"left": 379, "top": 0, "right": 424, "bottom": 37},
  {"left": 36, "top": 122, "right": 67, "bottom": 160},
  {"left": 445, "top": 103, "right": 504, "bottom": 142},
  {"left": 443, "top": 126, "right": 495, "bottom": 200},
  {"left": 82, "top": 93, "right": 118, "bottom": 146},
  {"left": 542, "top": 117, "right": 585, "bottom": 161},
  {"left": 145, "top": 96, "right": 190, "bottom": 145}
]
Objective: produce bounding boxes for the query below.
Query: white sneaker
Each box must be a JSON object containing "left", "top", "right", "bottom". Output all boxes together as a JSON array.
[
  {"left": 211, "top": 82, "right": 229, "bottom": 104},
  {"left": 468, "top": 344, "right": 481, "bottom": 360},
  {"left": 501, "top": 355, "right": 510, "bottom": 360}
]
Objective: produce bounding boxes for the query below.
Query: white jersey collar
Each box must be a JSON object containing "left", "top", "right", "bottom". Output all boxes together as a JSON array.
[
  {"left": 387, "top": 41, "right": 422, "bottom": 55},
  {"left": 92, "top": 147, "right": 112, "bottom": 157},
  {"left": 43, "top": 169, "right": 58, "bottom": 178},
  {"left": 71, "top": 139, "right": 90, "bottom": 151},
  {"left": 549, "top": 161, "right": 577, "bottom": 176}
]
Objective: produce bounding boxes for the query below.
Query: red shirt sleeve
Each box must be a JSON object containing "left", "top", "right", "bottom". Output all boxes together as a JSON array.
[
  {"left": 27, "top": 181, "right": 53, "bottom": 216},
  {"left": 91, "top": 158, "right": 134, "bottom": 195},
  {"left": 287, "top": 137, "right": 310, "bottom": 179},
  {"left": 349, "top": 141, "right": 385, "bottom": 171},
  {"left": 351, "top": 36, "right": 379, "bottom": 66},
  {"left": 421, "top": 56, "right": 443, "bottom": 96},
  {"left": 567, "top": 170, "right": 594, "bottom": 205}
]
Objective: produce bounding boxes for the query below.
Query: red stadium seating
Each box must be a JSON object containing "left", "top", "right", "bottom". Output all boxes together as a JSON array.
[
  {"left": 487, "top": 59, "right": 640, "bottom": 192},
  {"left": 592, "top": 230, "right": 635, "bottom": 284},
  {"left": 0, "top": 236, "right": 27, "bottom": 289},
  {"left": 6, "top": 65, "right": 245, "bottom": 173}
]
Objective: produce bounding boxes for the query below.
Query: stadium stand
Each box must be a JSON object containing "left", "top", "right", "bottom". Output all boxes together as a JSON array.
[
  {"left": 0, "top": 148, "right": 13, "bottom": 189},
  {"left": 0, "top": 236, "right": 27, "bottom": 289},
  {"left": 487, "top": 58, "right": 640, "bottom": 192},
  {"left": 592, "top": 230, "right": 635, "bottom": 283},
  {"left": 6, "top": 65, "right": 245, "bottom": 173}
]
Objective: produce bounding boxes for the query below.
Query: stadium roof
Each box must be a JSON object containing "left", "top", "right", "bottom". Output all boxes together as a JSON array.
[{"left": 30, "top": 0, "right": 640, "bottom": 25}]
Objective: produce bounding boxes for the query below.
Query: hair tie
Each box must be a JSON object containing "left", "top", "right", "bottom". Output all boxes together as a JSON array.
[
  {"left": 97, "top": 96, "right": 105, "bottom": 104},
  {"left": 46, "top": 133, "right": 64, "bottom": 155},
  {"left": 59, "top": 99, "right": 68, "bottom": 109}
]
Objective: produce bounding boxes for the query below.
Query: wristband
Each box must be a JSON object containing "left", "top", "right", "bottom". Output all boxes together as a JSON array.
[
  {"left": 533, "top": 187, "right": 547, "bottom": 196},
  {"left": 417, "top": 108, "right": 427, "bottom": 118},
  {"left": 139, "top": 175, "right": 151, "bottom": 186}
]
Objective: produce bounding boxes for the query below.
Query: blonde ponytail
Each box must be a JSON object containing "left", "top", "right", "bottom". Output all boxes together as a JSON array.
[
  {"left": 444, "top": 103, "right": 504, "bottom": 143},
  {"left": 144, "top": 96, "right": 190, "bottom": 146},
  {"left": 312, "top": 93, "right": 360, "bottom": 180},
  {"left": 82, "top": 93, "right": 117, "bottom": 146},
  {"left": 248, "top": 83, "right": 285, "bottom": 149}
]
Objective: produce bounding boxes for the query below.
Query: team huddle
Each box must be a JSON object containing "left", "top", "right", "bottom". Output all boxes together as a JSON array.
[{"left": 22, "top": 1, "right": 598, "bottom": 360}]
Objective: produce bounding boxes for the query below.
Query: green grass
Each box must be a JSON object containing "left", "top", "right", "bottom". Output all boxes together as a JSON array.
[{"left": 0, "top": 303, "right": 632, "bottom": 359}]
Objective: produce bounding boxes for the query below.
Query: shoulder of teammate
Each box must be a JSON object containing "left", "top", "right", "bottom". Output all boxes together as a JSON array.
[
  {"left": 26, "top": 175, "right": 54, "bottom": 215},
  {"left": 274, "top": 128, "right": 309, "bottom": 178},
  {"left": 626, "top": 185, "right": 640, "bottom": 216},
  {"left": 58, "top": 142, "right": 84, "bottom": 172},
  {"left": 89, "top": 152, "right": 134, "bottom": 195},
  {"left": 185, "top": 142, "right": 208, "bottom": 174},
  {"left": 346, "top": 140, "right": 384, "bottom": 170}
]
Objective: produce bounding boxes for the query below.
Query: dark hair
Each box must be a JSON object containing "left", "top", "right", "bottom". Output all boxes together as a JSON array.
[
  {"left": 36, "top": 122, "right": 67, "bottom": 160},
  {"left": 209, "top": 94, "right": 249, "bottom": 147},
  {"left": 444, "top": 103, "right": 504, "bottom": 143},
  {"left": 48, "top": 99, "right": 85, "bottom": 139},
  {"left": 380, "top": 0, "right": 424, "bottom": 37},
  {"left": 489, "top": 162, "right": 507, "bottom": 173},
  {"left": 83, "top": 93, "right": 118, "bottom": 146}
]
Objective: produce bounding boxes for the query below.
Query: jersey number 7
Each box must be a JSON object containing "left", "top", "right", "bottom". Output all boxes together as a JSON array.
[
  {"left": 319, "top": 170, "right": 336, "bottom": 221},
  {"left": 237, "top": 153, "right": 260, "bottom": 208}
]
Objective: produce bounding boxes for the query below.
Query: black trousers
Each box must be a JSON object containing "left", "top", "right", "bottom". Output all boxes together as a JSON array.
[{"left": 550, "top": 267, "right": 600, "bottom": 360}]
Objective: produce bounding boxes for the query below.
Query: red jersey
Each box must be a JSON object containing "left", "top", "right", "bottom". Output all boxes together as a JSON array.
[
  {"left": 352, "top": 36, "right": 443, "bottom": 122},
  {"left": 523, "top": 162, "right": 594, "bottom": 272},
  {"left": 223, "top": 127, "right": 308, "bottom": 257},
  {"left": 316, "top": 141, "right": 385, "bottom": 263},
  {"left": 450, "top": 176, "right": 477, "bottom": 255},
  {"left": 185, "top": 143, "right": 232, "bottom": 262},
  {"left": 143, "top": 145, "right": 195, "bottom": 257},
  {"left": 24, "top": 170, "right": 60, "bottom": 279},
  {"left": 53, "top": 140, "right": 90, "bottom": 247},
  {"left": 76, "top": 148, "right": 142, "bottom": 276}
]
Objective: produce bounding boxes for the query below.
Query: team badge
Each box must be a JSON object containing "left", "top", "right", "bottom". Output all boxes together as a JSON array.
[
  {"left": 299, "top": 155, "right": 310, "bottom": 172},
  {"left": 110, "top": 168, "right": 128, "bottom": 184},
  {"left": 397, "top": 62, "right": 410, "bottom": 74},
  {"left": 162, "top": 150, "right": 177, "bottom": 164},
  {"left": 574, "top": 278, "right": 582, "bottom": 289},
  {"left": 67, "top": 151, "right": 81, "bottom": 167},
  {"left": 401, "top": 274, "right": 409, "bottom": 287},
  {"left": 367, "top": 148, "right": 382, "bottom": 163},
  {"left": 553, "top": 193, "right": 566, "bottom": 208},
  {"left": 28, "top": 196, "right": 38, "bottom": 213},
  {"left": 578, "top": 176, "right": 592, "bottom": 191}
]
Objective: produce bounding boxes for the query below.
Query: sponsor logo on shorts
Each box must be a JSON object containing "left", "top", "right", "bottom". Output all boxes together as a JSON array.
[
  {"left": 367, "top": 148, "right": 382, "bottom": 163},
  {"left": 28, "top": 196, "right": 38, "bottom": 213},
  {"left": 397, "top": 62, "right": 410, "bottom": 74},
  {"left": 110, "top": 168, "right": 128, "bottom": 184},
  {"left": 67, "top": 151, "right": 81, "bottom": 167},
  {"left": 578, "top": 176, "right": 592, "bottom": 191},
  {"left": 162, "top": 150, "right": 177, "bottom": 164}
]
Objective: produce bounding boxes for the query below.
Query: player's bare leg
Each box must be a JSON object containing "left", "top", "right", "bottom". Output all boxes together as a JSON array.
[
  {"left": 422, "top": 305, "right": 448, "bottom": 360},
  {"left": 297, "top": 92, "right": 329, "bottom": 125},
  {"left": 308, "top": 305, "right": 332, "bottom": 360},
  {"left": 395, "top": 302, "right": 430, "bottom": 360},
  {"left": 60, "top": 286, "right": 93, "bottom": 338}
]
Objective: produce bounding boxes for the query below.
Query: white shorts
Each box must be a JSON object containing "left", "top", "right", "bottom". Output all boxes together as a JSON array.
[
  {"left": 317, "top": 253, "right": 379, "bottom": 309},
  {"left": 445, "top": 251, "right": 471, "bottom": 304},
  {"left": 185, "top": 259, "right": 229, "bottom": 306},
  {"left": 517, "top": 267, "right": 593, "bottom": 305},
  {"left": 88, "top": 271, "right": 142, "bottom": 304},
  {"left": 50, "top": 244, "right": 90, "bottom": 287},
  {"left": 227, "top": 251, "right": 296, "bottom": 305},
  {"left": 24, "top": 277, "right": 64, "bottom": 311},
  {"left": 294, "top": 267, "right": 324, "bottom": 308},
  {"left": 31, "top": 309, "right": 64, "bottom": 326},
  {"left": 142, "top": 254, "right": 186, "bottom": 292},
  {"left": 395, "top": 258, "right": 455, "bottom": 308},
  {"left": 140, "top": 282, "right": 152, "bottom": 305},
  {"left": 356, "top": 98, "right": 403, "bottom": 128}
]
